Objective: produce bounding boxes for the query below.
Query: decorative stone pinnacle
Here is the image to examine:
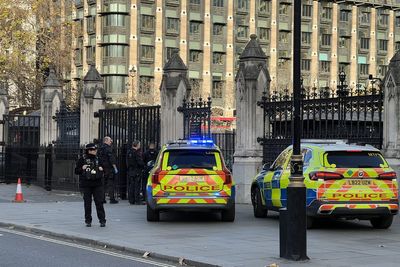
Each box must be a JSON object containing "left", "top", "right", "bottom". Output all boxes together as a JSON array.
[{"left": 44, "top": 68, "right": 61, "bottom": 88}]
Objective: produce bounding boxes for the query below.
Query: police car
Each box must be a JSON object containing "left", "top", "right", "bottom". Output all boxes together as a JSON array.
[
  {"left": 146, "top": 139, "right": 235, "bottom": 222},
  {"left": 251, "top": 141, "right": 399, "bottom": 229}
]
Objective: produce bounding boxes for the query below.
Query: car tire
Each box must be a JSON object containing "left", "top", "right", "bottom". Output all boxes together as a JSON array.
[
  {"left": 252, "top": 188, "right": 268, "bottom": 218},
  {"left": 221, "top": 203, "right": 235, "bottom": 222},
  {"left": 146, "top": 204, "right": 160, "bottom": 222},
  {"left": 370, "top": 215, "right": 393, "bottom": 229}
]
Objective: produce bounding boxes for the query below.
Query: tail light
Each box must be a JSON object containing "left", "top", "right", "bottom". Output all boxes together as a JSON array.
[
  {"left": 151, "top": 168, "right": 161, "bottom": 184},
  {"left": 223, "top": 168, "right": 232, "bottom": 185},
  {"left": 309, "top": 171, "right": 343, "bottom": 181},
  {"left": 378, "top": 171, "right": 397, "bottom": 180}
]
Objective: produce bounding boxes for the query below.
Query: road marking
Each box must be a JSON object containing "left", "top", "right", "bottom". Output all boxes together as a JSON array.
[{"left": 0, "top": 228, "right": 176, "bottom": 267}]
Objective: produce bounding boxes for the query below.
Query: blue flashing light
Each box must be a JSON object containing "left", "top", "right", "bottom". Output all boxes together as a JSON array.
[{"left": 189, "top": 139, "right": 214, "bottom": 145}]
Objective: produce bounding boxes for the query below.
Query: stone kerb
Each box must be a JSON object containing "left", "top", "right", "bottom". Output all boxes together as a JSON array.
[{"left": 233, "top": 34, "right": 270, "bottom": 204}]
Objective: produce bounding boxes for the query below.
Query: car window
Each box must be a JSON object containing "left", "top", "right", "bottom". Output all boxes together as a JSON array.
[
  {"left": 324, "top": 151, "right": 387, "bottom": 168},
  {"left": 303, "top": 149, "right": 312, "bottom": 166},
  {"left": 271, "top": 150, "right": 289, "bottom": 171},
  {"left": 162, "top": 150, "right": 220, "bottom": 170}
]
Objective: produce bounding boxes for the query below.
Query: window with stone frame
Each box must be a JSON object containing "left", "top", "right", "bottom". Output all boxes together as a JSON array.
[
  {"left": 237, "top": 26, "right": 248, "bottom": 38},
  {"left": 396, "top": 16, "right": 400, "bottom": 27},
  {"left": 359, "top": 11, "right": 370, "bottom": 24},
  {"left": 213, "top": 0, "right": 224, "bottom": 7},
  {"left": 189, "top": 50, "right": 201, "bottom": 62},
  {"left": 339, "top": 63, "right": 349, "bottom": 74},
  {"left": 141, "top": 15, "right": 155, "bottom": 31},
  {"left": 378, "top": 10, "right": 389, "bottom": 26},
  {"left": 212, "top": 80, "right": 224, "bottom": 98},
  {"left": 237, "top": 0, "right": 249, "bottom": 11},
  {"left": 301, "top": 59, "right": 311, "bottom": 71},
  {"left": 339, "top": 37, "right": 348, "bottom": 48},
  {"left": 321, "top": 7, "right": 332, "bottom": 20},
  {"left": 279, "top": 31, "right": 289, "bottom": 43},
  {"left": 378, "top": 39, "right": 388, "bottom": 51},
  {"left": 213, "top": 23, "right": 224, "bottom": 35},
  {"left": 140, "top": 45, "right": 155, "bottom": 61},
  {"left": 302, "top": 4, "right": 312, "bottom": 17},
  {"left": 259, "top": 0, "right": 271, "bottom": 14},
  {"left": 302, "top": 32, "right": 311, "bottom": 45},
  {"left": 190, "top": 21, "right": 201, "bottom": 34},
  {"left": 320, "top": 61, "right": 331, "bottom": 73},
  {"left": 279, "top": 3, "right": 289, "bottom": 15},
  {"left": 378, "top": 64, "right": 388, "bottom": 77},
  {"left": 340, "top": 10, "right": 350, "bottom": 22},
  {"left": 189, "top": 78, "right": 202, "bottom": 98},
  {"left": 166, "top": 17, "right": 180, "bottom": 34},
  {"left": 358, "top": 64, "right": 369, "bottom": 76},
  {"left": 360, "top": 37, "right": 370, "bottom": 50},
  {"left": 321, "top": 34, "right": 331, "bottom": 46},
  {"left": 396, "top": 41, "right": 400, "bottom": 51},
  {"left": 190, "top": 0, "right": 200, "bottom": 4},
  {"left": 165, "top": 47, "right": 178, "bottom": 62},
  {"left": 139, "top": 76, "right": 154, "bottom": 95},
  {"left": 258, "top": 27, "right": 270, "bottom": 41},
  {"left": 213, "top": 52, "right": 224, "bottom": 65}
]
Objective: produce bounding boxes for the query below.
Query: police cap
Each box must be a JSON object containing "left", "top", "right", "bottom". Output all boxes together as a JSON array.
[{"left": 85, "top": 143, "right": 97, "bottom": 150}]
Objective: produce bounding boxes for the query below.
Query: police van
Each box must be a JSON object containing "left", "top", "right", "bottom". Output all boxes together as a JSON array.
[
  {"left": 146, "top": 139, "right": 235, "bottom": 222},
  {"left": 251, "top": 141, "right": 399, "bottom": 229}
]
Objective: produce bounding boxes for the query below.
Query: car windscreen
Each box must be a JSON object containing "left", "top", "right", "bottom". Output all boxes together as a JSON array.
[
  {"left": 164, "top": 150, "right": 219, "bottom": 170},
  {"left": 324, "top": 151, "right": 387, "bottom": 168}
]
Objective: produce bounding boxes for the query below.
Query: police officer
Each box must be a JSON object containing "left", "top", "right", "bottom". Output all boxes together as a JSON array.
[
  {"left": 98, "top": 136, "right": 119, "bottom": 204},
  {"left": 126, "top": 140, "right": 144, "bottom": 205},
  {"left": 75, "top": 143, "right": 106, "bottom": 227},
  {"left": 142, "top": 142, "right": 158, "bottom": 200}
]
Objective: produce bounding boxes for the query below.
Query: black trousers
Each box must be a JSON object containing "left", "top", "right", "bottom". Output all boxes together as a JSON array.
[
  {"left": 82, "top": 186, "right": 106, "bottom": 224},
  {"left": 128, "top": 173, "right": 141, "bottom": 204},
  {"left": 103, "top": 170, "right": 116, "bottom": 201}
]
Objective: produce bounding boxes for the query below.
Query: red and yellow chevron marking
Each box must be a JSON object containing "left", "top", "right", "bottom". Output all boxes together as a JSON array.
[
  {"left": 318, "top": 203, "right": 399, "bottom": 213},
  {"left": 311, "top": 168, "right": 398, "bottom": 202},
  {"left": 156, "top": 198, "right": 228, "bottom": 205}
]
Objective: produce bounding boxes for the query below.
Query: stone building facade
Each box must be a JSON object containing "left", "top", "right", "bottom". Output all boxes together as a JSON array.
[{"left": 71, "top": 0, "right": 400, "bottom": 116}]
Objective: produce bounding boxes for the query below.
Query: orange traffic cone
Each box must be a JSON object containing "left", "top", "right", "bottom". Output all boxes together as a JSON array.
[{"left": 13, "top": 178, "right": 25, "bottom": 203}]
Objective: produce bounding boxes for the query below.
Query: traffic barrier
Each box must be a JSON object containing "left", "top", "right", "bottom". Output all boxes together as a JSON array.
[{"left": 13, "top": 178, "right": 25, "bottom": 203}]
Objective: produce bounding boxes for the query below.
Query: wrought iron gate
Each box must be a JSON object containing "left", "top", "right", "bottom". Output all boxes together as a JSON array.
[
  {"left": 258, "top": 73, "right": 384, "bottom": 164},
  {"left": 97, "top": 105, "right": 161, "bottom": 198},
  {"left": 177, "top": 97, "right": 212, "bottom": 139},
  {"left": 0, "top": 114, "right": 40, "bottom": 183}
]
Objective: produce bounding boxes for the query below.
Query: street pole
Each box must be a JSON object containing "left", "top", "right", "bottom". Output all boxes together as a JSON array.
[{"left": 284, "top": 0, "right": 308, "bottom": 260}]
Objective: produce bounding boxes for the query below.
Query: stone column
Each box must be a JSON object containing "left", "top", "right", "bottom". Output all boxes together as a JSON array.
[
  {"left": 160, "top": 53, "right": 190, "bottom": 145},
  {"left": 40, "top": 69, "right": 63, "bottom": 146},
  {"left": 383, "top": 51, "right": 400, "bottom": 174},
  {"left": 233, "top": 34, "right": 270, "bottom": 204},
  {"left": 0, "top": 87, "right": 9, "bottom": 143},
  {"left": 80, "top": 65, "right": 106, "bottom": 145}
]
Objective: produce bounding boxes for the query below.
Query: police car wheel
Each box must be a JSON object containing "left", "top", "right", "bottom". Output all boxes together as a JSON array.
[
  {"left": 306, "top": 216, "right": 315, "bottom": 229},
  {"left": 370, "top": 215, "right": 393, "bottom": 229},
  {"left": 252, "top": 188, "right": 268, "bottom": 218},
  {"left": 221, "top": 204, "right": 235, "bottom": 222},
  {"left": 146, "top": 204, "right": 160, "bottom": 222}
]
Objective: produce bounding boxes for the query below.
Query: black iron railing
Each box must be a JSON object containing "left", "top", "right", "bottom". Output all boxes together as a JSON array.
[{"left": 177, "top": 97, "right": 212, "bottom": 139}]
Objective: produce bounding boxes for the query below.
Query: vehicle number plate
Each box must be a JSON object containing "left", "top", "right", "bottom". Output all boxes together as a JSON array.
[
  {"left": 179, "top": 176, "right": 205, "bottom": 183},
  {"left": 346, "top": 179, "right": 372, "bottom": 186}
]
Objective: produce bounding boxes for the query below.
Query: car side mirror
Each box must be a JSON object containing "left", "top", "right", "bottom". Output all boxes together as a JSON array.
[
  {"left": 147, "top": 160, "right": 155, "bottom": 168},
  {"left": 262, "top": 163, "right": 271, "bottom": 171}
]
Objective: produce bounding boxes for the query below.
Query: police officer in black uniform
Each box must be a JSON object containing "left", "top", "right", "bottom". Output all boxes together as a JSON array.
[
  {"left": 75, "top": 143, "right": 106, "bottom": 227},
  {"left": 142, "top": 142, "right": 158, "bottom": 200},
  {"left": 98, "top": 136, "right": 119, "bottom": 204},
  {"left": 126, "top": 140, "right": 144, "bottom": 205}
]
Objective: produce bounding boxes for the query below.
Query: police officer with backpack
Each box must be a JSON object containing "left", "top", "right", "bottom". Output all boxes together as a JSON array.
[
  {"left": 98, "top": 136, "right": 119, "bottom": 204},
  {"left": 75, "top": 143, "right": 106, "bottom": 227}
]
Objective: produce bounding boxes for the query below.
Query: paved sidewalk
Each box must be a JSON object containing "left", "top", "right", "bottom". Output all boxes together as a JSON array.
[{"left": 0, "top": 184, "right": 399, "bottom": 267}]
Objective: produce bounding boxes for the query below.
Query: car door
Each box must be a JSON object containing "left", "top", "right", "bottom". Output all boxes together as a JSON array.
[
  {"left": 279, "top": 148, "right": 313, "bottom": 207},
  {"left": 264, "top": 149, "right": 290, "bottom": 208}
]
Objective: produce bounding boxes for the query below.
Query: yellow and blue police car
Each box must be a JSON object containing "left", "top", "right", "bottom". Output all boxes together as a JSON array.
[
  {"left": 251, "top": 142, "right": 399, "bottom": 229},
  {"left": 146, "top": 139, "right": 235, "bottom": 222}
]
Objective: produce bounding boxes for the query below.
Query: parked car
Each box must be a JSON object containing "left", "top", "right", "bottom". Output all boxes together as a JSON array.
[{"left": 251, "top": 142, "right": 399, "bottom": 229}]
